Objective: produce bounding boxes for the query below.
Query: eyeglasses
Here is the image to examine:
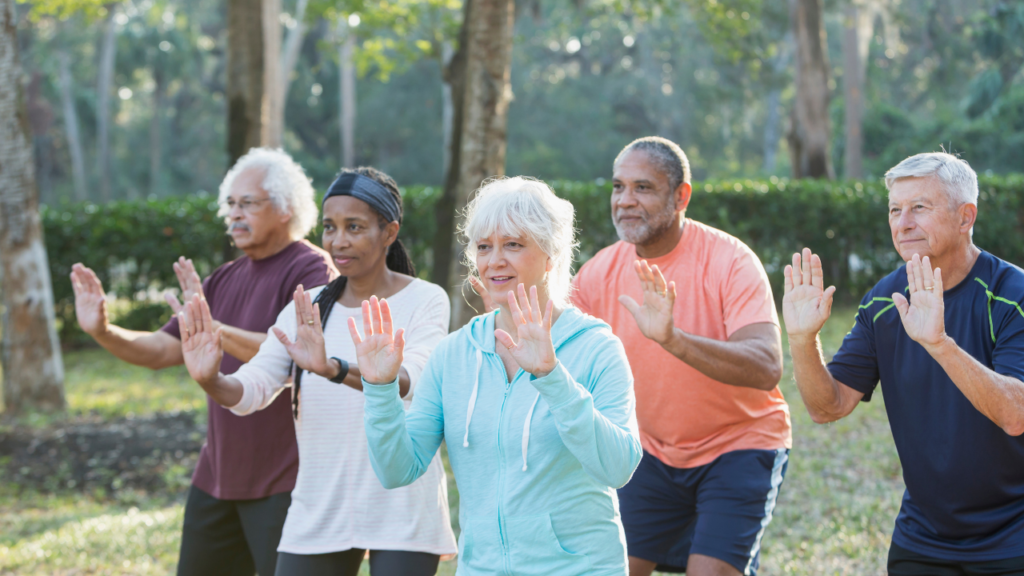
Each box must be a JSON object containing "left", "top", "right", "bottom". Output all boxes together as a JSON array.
[{"left": 224, "top": 197, "right": 272, "bottom": 214}]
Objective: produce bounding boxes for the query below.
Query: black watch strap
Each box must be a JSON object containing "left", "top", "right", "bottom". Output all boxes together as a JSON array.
[{"left": 328, "top": 357, "right": 349, "bottom": 383}]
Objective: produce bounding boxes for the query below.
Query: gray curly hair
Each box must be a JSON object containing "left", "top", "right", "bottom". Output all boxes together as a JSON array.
[{"left": 217, "top": 148, "right": 318, "bottom": 241}]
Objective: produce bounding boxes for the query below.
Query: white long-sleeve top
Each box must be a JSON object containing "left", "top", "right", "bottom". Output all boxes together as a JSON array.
[{"left": 228, "top": 279, "right": 457, "bottom": 555}]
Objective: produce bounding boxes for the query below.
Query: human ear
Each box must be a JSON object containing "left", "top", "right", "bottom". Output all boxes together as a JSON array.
[
  {"left": 959, "top": 203, "right": 977, "bottom": 234},
  {"left": 545, "top": 257, "right": 554, "bottom": 273},
  {"left": 676, "top": 182, "right": 692, "bottom": 211}
]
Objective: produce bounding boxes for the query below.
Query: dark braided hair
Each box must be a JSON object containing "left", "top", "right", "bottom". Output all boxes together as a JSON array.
[{"left": 292, "top": 167, "right": 416, "bottom": 418}]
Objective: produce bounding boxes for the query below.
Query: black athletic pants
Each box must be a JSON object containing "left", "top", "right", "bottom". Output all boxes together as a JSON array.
[
  {"left": 889, "top": 542, "right": 1024, "bottom": 576},
  {"left": 276, "top": 549, "right": 440, "bottom": 576},
  {"left": 176, "top": 485, "right": 292, "bottom": 576}
]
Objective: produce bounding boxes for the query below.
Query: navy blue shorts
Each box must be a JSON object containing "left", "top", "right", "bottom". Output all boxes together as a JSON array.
[{"left": 618, "top": 448, "right": 789, "bottom": 575}]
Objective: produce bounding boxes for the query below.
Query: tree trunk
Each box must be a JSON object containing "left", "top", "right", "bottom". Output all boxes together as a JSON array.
[
  {"left": 262, "top": 0, "right": 282, "bottom": 147},
  {"left": 432, "top": 0, "right": 515, "bottom": 328},
  {"left": 339, "top": 21, "right": 355, "bottom": 167},
  {"left": 96, "top": 4, "right": 118, "bottom": 201},
  {"left": 441, "top": 41, "right": 454, "bottom": 179},
  {"left": 842, "top": 4, "right": 864, "bottom": 179},
  {"left": 275, "top": 0, "right": 308, "bottom": 138},
  {"left": 56, "top": 51, "right": 87, "bottom": 202},
  {"left": 788, "top": 0, "right": 833, "bottom": 179},
  {"left": 0, "top": 0, "right": 66, "bottom": 413},
  {"left": 226, "top": 0, "right": 267, "bottom": 166},
  {"left": 149, "top": 68, "right": 163, "bottom": 196}
]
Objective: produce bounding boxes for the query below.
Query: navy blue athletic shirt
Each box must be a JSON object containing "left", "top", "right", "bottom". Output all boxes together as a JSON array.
[{"left": 828, "top": 250, "right": 1024, "bottom": 561}]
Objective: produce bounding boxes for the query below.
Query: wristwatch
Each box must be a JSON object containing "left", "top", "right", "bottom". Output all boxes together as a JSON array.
[{"left": 329, "top": 357, "right": 350, "bottom": 383}]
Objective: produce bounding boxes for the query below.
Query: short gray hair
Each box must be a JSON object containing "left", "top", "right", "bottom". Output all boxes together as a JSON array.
[
  {"left": 217, "top": 148, "right": 318, "bottom": 241},
  {"left": 461, "top": 177, "right": 578, "bottom": 307},
  {"left": 884, "top": 152, "right": 979, "bottom": 207},
  {"left": 614, "top": 136, "right": 692, "bottom": 192}
]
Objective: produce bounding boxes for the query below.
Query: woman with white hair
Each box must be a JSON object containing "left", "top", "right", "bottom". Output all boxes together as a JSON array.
[{"left": 354, "top": 176, "right": 643, "bottom": 575}]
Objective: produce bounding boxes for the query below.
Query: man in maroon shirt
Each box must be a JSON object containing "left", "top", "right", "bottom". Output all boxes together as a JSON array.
[{"left": 71, "top": 148, "right": 336, "bottom": 576}]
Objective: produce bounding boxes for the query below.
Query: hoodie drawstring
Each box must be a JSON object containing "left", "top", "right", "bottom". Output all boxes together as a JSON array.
[
  {"left": 521, "top": 392, "right": 541, "bottom": 471},
  {"left": 463, "top": 349, "right": 483, "bottom": 448}
]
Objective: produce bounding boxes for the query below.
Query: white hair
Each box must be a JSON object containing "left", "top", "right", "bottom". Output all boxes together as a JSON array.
[
  {"left": 217, "top": 147, "right": 318, "bottom": 241},
  {"left": 461, "top": 177, "right": 578, "bottom": 307},
  {"left": 884, "top": 152, "right": 979, "bottom": 207}
]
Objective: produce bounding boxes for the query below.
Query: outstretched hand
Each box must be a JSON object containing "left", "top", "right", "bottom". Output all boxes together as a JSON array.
[
  {"left": 273, "top": 285, "right": 333, "bottom": 377},
  {"left": 70, "top": 263, "right": 109, "bottom": 336},
  {"left": 782, "top": 248, "right": 837, "bottom": 341},
  {"left": 494, "top": 284, "right": 557, "bottom": 378},
  {"left": 892, "top": 254, "right": 946, "bottom": 349},
  {"left": 165, "top": 257, "right": 206, "bottom": 314},
  {"left": 180, "top": 295, "right": 223, "bottom": 386},
  {"left": 618, "top": 260, "right": 677, "bottom": 345},
  {"left": 348, "top": 296, "right": 406, "bottom": 385}
]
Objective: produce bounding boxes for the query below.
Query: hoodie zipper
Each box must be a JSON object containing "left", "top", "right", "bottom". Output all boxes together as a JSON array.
[{"left": 493, "top": 354, "right": 522, "bottom": 576}]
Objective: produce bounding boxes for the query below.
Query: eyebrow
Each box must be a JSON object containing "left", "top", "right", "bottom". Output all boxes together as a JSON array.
[{"left": 889, "top": 197, "right": 933, "bottom": 206}]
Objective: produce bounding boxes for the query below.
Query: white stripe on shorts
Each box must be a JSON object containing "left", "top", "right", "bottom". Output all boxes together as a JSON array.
[{"left": 743, "top": 448, "right": 788, "bottom": 576}]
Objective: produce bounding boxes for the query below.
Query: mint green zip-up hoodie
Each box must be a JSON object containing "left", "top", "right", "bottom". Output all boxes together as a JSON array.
[{"left": 363, "top": 307, "right": 642, "bottom": 575}]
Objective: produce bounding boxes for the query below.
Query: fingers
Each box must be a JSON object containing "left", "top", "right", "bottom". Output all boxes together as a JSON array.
[
  {"left": 529, "top": 285, "right": 542, "bottom": 322},
  {"left": 822, "top": 285, "right": 837, "bottom": 316},
  {"left": 393, "top": 327, "right": 406, "bottom": 355},
  {"left": 810, "top": 254, "right": 824, "bottom": 291},
  {"left": 651, "top": 265, "right": 669, "bottom": 296},
  {"left": 369, "top": 296, "right": 383, "bottom": 335},
  {"left": 347, "top": 316, "right": 364, "bottom": 345},
  {"left": 783, "top": 265, "right": 794, "bottom": 294},
  {"left": 190, "top": 295, "right": 206, "bottom": 334},
  {"left": 801, "top": 247, "right": 812, "bottom": 286},
  {"left": 164, "top": 292, "right": 183, "bottom": 313},
  {"left": 921, "top": 256, "right": 936, "bottom": 291},
  {"left": 362, "top": 300, "right": 373, "bottom": 337},
  {"left": 312, "top": 302, "right": 323, "bottom": 335},
  {"left": 494, "top": 328, "right": 516, "bottom": 350},
  {"left": 293, "top": 286, "right": 305, "bottom": 328},
  {"left": 668, "top": 280, "right": 677, "bottom": 301},
  {"left": 892, "top": 292, "right": 910, "bottom": 319},
  {"left": 543, "top": 299, "right": 553, "bottom": 331},
  {"left": 469, "top": 276, "right": 497, "bottom": 312},
  {"left": 200, "top": 295, "right": 214, "bottom": 332},
  {"left": 182, "top": 302, "right": 195, "bottom": 342},
  {"left": 517, "top": 284, "right": 533, "bottom": 324},
  {"left": 508, "top": 289, "right": 525, "bottom": 325},
  {"left": 934, "top": 267, "right": 943, "bottom": 294},
  {"left": 272, "top": 326, "right": 293, "bottom": 347},
  {"left": 618, "top": 295, "right": 641, "bottom": 316},
  {"left": 380, "top": 298, "right": 394, "bottom": 336}
]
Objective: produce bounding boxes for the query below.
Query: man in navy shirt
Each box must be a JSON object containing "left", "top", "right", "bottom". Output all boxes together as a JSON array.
[{"left": 783, "top": 152, "right": 1024, "bottom": 575}]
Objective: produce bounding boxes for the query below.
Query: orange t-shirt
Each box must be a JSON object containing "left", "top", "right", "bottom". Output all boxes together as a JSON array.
[{"left": 572, "top": 219, "right": 791, "bottom": 469}]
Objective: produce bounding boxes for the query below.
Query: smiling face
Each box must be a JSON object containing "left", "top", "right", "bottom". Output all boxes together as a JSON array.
[
  {"left": 474, "top": 230, "right": 553, "bottom": 306},
  {"left": 611, "top": 150, "right": 688, "bottom": 246},
  {"left": 322, "top": 195, "right": 398, "bottom": 279},
  {"left": 223, "top": 168, "right": 292, "bottom": 253},
  {"left": 888, "top": 176, "right": 976, "bottom": 262}
]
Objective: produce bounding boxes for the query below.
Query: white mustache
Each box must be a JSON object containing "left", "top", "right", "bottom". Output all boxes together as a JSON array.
[{"left": 229, "top": 222, "right": 251, "bottom": 233}]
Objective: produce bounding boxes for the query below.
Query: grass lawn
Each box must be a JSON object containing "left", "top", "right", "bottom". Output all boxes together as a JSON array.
[{"left": 0, "top": 307, "right": 903, "bottom": 575}]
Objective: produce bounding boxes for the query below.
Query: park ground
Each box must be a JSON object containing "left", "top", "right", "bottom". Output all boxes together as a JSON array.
[{"left": 0, "top": 307, "right": 904, "bottom": 575}]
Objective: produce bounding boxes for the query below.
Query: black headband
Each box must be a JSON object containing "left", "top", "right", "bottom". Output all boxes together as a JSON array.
[{"left": 323, "top": 173, "right": 401, "bottom": 223}]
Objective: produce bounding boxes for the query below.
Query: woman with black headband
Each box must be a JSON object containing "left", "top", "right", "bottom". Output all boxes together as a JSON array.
[{"left": 179, "top": 167, "right": 457, "bottom": 575}]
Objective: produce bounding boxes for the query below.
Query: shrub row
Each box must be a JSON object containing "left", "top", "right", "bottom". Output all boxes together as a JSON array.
[{"left": 43, "top": 176, "right": 1024, "bottom": 340}]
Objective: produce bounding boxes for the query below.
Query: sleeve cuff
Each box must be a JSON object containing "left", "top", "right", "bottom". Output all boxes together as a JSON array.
[
  {"left": 227, "top": 380, "right": 255, "bottom": 416},
  {"left": 529, "top": 361, "right": 580, "bottom": 409},
  {"left": 362, "top": 376, "right": 403, "bottom": 411}
]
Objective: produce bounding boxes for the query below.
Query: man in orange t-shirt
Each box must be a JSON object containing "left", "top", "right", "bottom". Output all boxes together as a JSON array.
[{"left": 571, "top": 137, "right": 791, "bottom": 576}]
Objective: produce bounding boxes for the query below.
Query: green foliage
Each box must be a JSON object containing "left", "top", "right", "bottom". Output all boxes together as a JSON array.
[{"left": 43, "top": 176, "right": 1024, "bottom": 336}]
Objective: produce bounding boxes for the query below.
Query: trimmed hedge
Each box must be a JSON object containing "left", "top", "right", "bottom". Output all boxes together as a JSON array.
[{"left": 43, "top": 176, "right": 1024, "bottom": 340}]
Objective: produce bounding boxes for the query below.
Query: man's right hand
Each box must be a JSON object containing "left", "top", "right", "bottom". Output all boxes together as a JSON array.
[
  {"left": 71, "top": 263, "right": 109, "bottom": 336},
  {"left": 782, "top": 248, "right": 837, "bottom": 341},
  {"left": 165, "top": 257, "right": 205, "bottom": 314},
  {"left": 181, "top": 295, "right": 224, "bottom": 387}
]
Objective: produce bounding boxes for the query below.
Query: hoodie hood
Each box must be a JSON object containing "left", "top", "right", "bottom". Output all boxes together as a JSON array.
[{"left": 460, "top": 307, "right": 606, "bottom": 470}]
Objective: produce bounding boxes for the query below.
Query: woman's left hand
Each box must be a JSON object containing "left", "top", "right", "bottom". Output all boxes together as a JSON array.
[
  {"left": 494, "top": 284, "right": 557, "bottom": 378},
  {"left": 348, "top": 296, "right": 406, "bottom": 385}
]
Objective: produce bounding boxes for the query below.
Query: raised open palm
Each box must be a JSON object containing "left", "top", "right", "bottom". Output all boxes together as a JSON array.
[
  {"left": 165, "top": 257, "right": 205, "bottom": 314},
  {"left": 70, "top": 263, "right": 109, "bottom": 336},
  {"left": 494, "top": 284, "right": 557, "bottom": 378},
  {"left": 181, "top": 295, "right": 223, "bottom": 386},
  {"left": 348, "top": 296, "right": 406, "bottom": 385},
  {"left": 618, "top": 260, "right": 676, "bottom": 345},
  {"left": 892, "top": 254, "right": 946, "bottom": 348},
  {"left": 273, "top": 285, "right": 331, "bottom": 376},
  {"left": 782, "top": 248, "right": 837, "bottom": 339}
]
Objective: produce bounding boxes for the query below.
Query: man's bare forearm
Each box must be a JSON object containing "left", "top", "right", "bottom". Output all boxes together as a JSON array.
[
  {"left": 92, "top": 326, "right": 183, "bottom": 369},
  {"left": 789, "top": 335, "right": 859, "bottom": 423},
  {"left": 925, "top": 337, "right": 1024, "bottom": 436},
  {"left": 214, "top": 323, "right": 267, "bottom": 363},
  {"left": 660, "top": 326, "right": 782, "bottom": 390}
]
